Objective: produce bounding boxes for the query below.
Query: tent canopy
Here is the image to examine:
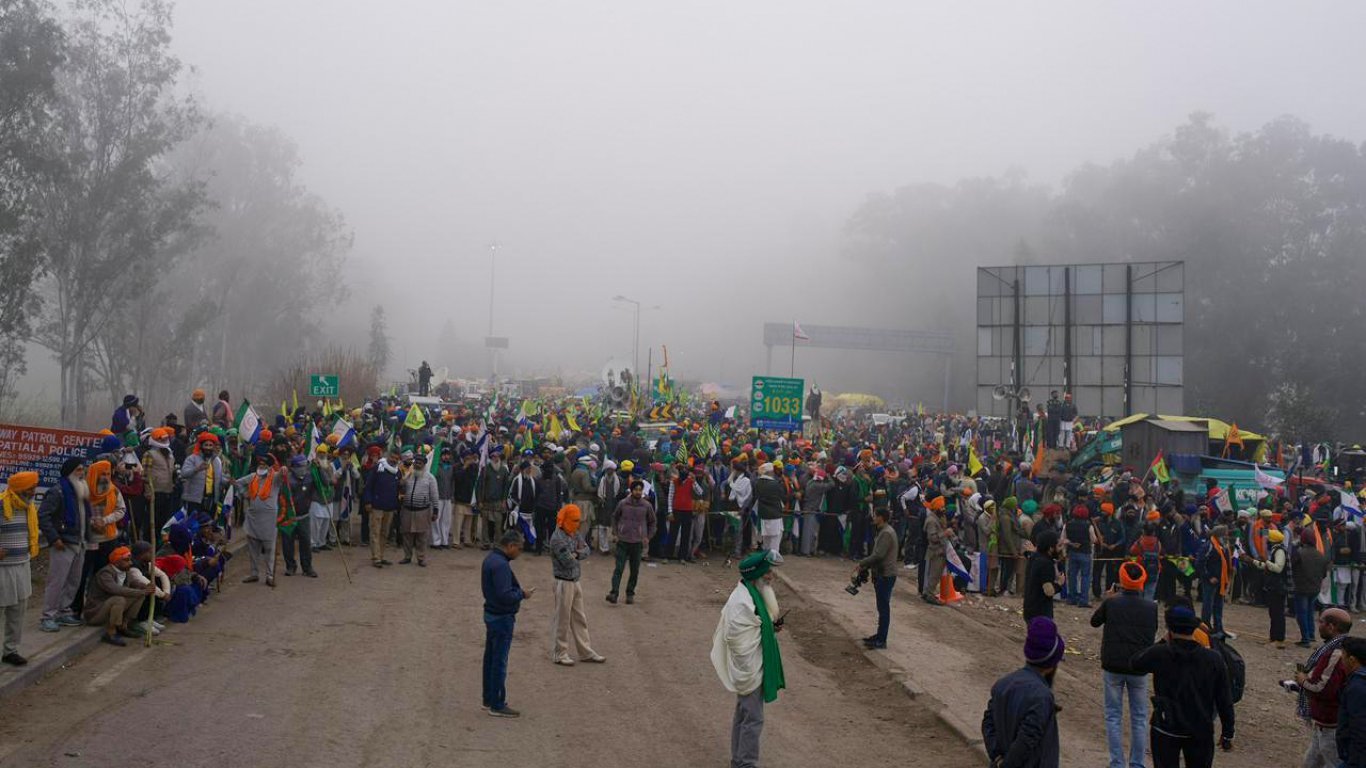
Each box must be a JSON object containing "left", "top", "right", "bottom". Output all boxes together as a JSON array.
[{"left": 1101, "top": 413, "right": 1265, "bottom": 444}]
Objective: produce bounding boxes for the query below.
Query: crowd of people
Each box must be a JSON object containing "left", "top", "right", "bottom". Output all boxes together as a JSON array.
[{"left": 3, "top": 382, "right": 1365, "bottom": 767}]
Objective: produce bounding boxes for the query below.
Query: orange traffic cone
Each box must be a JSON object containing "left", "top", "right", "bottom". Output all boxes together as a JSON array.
[{"left": 940, "top": 574, "right": 964, "bottom": 604}]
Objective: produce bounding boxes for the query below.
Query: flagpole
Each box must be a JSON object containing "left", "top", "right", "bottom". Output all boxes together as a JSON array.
[{"left": 790, "top": 321, "right": 796, "bottom": 378}]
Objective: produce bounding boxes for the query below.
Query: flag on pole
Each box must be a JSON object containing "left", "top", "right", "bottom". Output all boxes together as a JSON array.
[
  {"left": 944, "top": 541, "right": 971, "bottom": 582},
  {"left": 1149, "top": 450, "right": 1170, "bottom": 484},
  {"left": 292, "top": 390, "right": 299, "bottom": 416},
  {"left": 793, "top": 321, "right": 810, "bottom": 341},
  {"left": 1214, "top": 487, "right": 1233, "bottom": 514},
  {"left": 566, "top": 411, "right": 581, "bottom": 433},
  {"left": 404, "top": 404, "right": 427, "bottom": 431},
  {"left": 968, "top": 445, "right": 984, "bottom": 477},
  {"left": 330, "top": 418, "right": 356, "bottom": 449},
  {"left": 429, "top": 439, "right": 442, "bottom": 477},
  {"left": 724, "top": 405, "right": 737, "bottom": 420},
  {"left": 1339, "top": 492, "right": 1362, "bottom": 521},
  {"left": 1031, "top": 438, "right": 1046, "bottom": 477},
  {"left": 1254, "top": 465, "right": 1283, "bottom": 491},
  {"left": 220, "top": 486, "right": 234, "bottom": 526},
  {"left": 234, "top": 400, "right": 263, "bottom": 443}
]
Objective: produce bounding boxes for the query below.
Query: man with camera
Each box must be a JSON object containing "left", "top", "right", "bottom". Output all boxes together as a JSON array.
[{"left": 850, "top": 507, "right": 899, "bottom": 649}]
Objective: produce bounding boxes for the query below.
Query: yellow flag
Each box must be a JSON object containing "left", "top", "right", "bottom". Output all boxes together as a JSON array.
[
  {"left": 404, "top": 404, "right": 427, "bottom": 430},
  {"left": 292, "top": 390, "right": 299, "bottom": 415},
  {"left": 547, "top": 413, "right": 564, "bottom": 438},
  {"left": 323, "top": 401, "right": 332, "bottom": 418},
  {"left": 968, "top": 444, "right": 984, "bottom": 477},
  {"left": 566, "top": 411, "right": 581, "bottom": 432}
]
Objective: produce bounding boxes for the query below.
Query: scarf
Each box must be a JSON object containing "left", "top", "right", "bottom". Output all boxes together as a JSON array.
[
  {"left": 1209, "top": 536, "right": 1229, "bottom": 597},
  {"left": 58, "top": 477, "right": 81, "bottom": 530},
  {"left": 1298, "top": 635, "right": 1348, "bottom": 719},
  {"left": 87, "top": 461, "right": 119, "bottom": 539},
  {"left": 248, "top": 469, "right": 276, "bottom": 501},
  {"left": 311, "top": 463, "right": 333, "bottom": 503},
  {"left": 0, "top": 490, "right": 40, "bottom": 557},
  {"left": 741, "top": 579, "right": 785, "bottom": 703},
  {"left": 377, "top": 458, "right": 398, "bottom": 475}
]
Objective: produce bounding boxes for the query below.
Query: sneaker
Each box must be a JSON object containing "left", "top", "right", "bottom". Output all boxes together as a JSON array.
[
  {"left": 130, "top": 621, "right": 161, "bottom": 636},
  {"left": 488, "top": 706, "right": 520, "bottom": 718},
  {"left": 100, "top": 633, "right": 127, "bottom": 647},
  {"left": 584, "top": 655, "right": 607, "bottom": 663},
  {"left": 266, "top": 577, "right": 276, "bottom": 588},
  {"left": 152, "top": 621, "right": 166, "bottom": 631},
  {"left": 284, "top": 569, "right": 295, "bottom": 576},
  {"left": 553, "top": 658, "right": 576, "bottom": 666},
  {"left": 56, "top": 615, "right": 84, "bottom": 627},
  {"left": 1, "top": 652, "right": 27, "bottom": 666},
  {"left": 39, "top": 619, "right": 60, "bottom": 633},
  {"left": 605, "top": 593, "right": 618, "bottom": 604}
]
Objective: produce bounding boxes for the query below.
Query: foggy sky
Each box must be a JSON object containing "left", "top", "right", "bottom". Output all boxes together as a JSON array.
[{"left": 66, "top": 3, "right": 1366, "bottom": 394}]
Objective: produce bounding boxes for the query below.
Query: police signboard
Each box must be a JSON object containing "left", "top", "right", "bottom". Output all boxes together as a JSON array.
[
  {"left": 0, "top": 423, "right": 103, "bottom": 491},
  {"left": 309, "top": 374, "right": 339, "bottom": 397},
  {"left": 750, "top": 376, "right": 804, "bottom": 432}
]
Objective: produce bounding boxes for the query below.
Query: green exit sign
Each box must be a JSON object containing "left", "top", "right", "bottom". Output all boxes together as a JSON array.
[{"left": 309, "top": 374, "right": 339, "bottom": 397}]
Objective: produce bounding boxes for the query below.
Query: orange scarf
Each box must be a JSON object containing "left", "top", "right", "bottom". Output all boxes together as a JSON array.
[
  {"left": 1210, "top": 536, "right": 1229, "bottom": 597},
  {"left": 248, "top": 469, "right": 276, "bottom": 501},
  {"left": 86, "top": 461, "right": 119, "bottom": 539}
]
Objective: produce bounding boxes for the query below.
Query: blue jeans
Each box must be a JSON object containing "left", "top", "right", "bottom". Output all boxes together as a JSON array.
[
  {"left": 873, "top": 575, "right": 896, "bottom": 642},
  {"left": 482, "top": 612, "right": 516, "bottom": 710},
  {"left": 1066, "top": 552, "right": 1093, "bottom": 607},
  {"left": 1200, "top": 582, "right": 1224, "bottom": 634},
  {"left": 1293, "top": 594, "right": 1316, "bottom": 643},
  {"left": 1103, "top": 670, "right": 1149, "bottom": 768}
]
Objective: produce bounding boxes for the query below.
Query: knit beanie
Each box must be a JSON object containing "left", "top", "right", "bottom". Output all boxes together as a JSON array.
[{"left": 1024, "top": 617, "right": 1065, "bottom": 668}]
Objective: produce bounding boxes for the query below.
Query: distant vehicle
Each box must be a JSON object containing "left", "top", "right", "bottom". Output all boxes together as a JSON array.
[{"left": 1166, "top": 454, "right": 1286, "bottom": 510}]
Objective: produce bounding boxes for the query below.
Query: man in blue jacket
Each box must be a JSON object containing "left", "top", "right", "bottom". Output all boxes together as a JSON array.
[
  {"left": 482, "top": 529, "right": 534, "bottom": 718},
  {"left": 982, "top": 616, "right": 1063, "bottom": 768},
  {"left": 1338, "top": 636, "right": 1366, "bottom": 767}
]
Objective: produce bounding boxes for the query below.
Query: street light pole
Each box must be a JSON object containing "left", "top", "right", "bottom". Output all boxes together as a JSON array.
[
  {"left": 613, "top": 295, "right": 641, "bottom": 379},
  {"left": 488, "top": 243, "right": 498, "bottom": 381}
]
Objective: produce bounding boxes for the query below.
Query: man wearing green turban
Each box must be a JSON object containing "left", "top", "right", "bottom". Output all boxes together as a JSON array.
[{"left": 712, "top": 550, "right": 785, "bottom": 768}]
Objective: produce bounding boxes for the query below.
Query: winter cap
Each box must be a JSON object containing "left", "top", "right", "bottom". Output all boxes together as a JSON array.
[
  {"left": 1023, "top": 617, "right": 1065, "bottom": 668},
  {"left": 1165, "top": 604, "right": 1201, "bottom": 635}
]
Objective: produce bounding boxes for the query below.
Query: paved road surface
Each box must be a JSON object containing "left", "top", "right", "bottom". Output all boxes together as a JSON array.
[{"left": 0, "top": 543, "right": 973, "bottom": 768}]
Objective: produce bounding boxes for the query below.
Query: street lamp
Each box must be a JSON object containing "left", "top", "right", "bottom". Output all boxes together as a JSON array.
[{"left": 612, "top": 295, "right": 641, "bottom": 381}]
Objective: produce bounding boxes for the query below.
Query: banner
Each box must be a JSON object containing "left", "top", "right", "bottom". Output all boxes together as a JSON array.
[{"left": 0, "top": 422, "right": 103, "bottom": 491}]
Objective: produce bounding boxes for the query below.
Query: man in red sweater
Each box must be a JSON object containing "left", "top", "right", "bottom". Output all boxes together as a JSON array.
[
  {"left": 669, "top": 465, "right": 703, "bottom": 563},
  {"left": 1297, "top": 607, "right": 1353, "bottom": 768}
]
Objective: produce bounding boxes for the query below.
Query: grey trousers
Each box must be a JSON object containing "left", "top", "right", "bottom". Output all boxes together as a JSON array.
[
  {"left": 246, "top": 535, "right": 276, "bottom": 579},
  {"left": 42, "top": 546, "right": 84, "bottom": 620},
  {"left": 731, "top": 690, "right": 764, "bottom": 768},
  {"left": 3, "top": 600, "right": 23, "bottom": 655},
  {"left": 800, "top": 512, "right": 819, "bottom": 555},
  {"left": 1305, "top": 724, "right": 1338, "bottom": 768}
]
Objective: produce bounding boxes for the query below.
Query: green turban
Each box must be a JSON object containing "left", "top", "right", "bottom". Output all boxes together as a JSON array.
[
  {"left": 1021, "top": 499, "right": 1039, "bottom": 516},
  {"left": 739, "top": 550, "right": 777, "bottom": 581},
  {"left": 1002, "top": 496, "right": 1019, "bottom": 511}
]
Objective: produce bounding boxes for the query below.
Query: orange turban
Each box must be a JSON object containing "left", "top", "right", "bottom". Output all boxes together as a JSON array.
[
  {"left": 6, "top": 471, "right": 38, "bottom": 493},
  {"left": 109, "top": 546, "right": 133, "bottom": 563},
  {"left": 557, "top": 504, "right": 582, "bottom": 535}
]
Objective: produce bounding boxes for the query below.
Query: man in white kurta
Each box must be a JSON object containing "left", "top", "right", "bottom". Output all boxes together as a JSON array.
[{"left": 712, "top": 550, "right": 785, "bottom": 768}]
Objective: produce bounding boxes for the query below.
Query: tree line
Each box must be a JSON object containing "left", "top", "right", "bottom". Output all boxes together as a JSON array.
[
  {"left": 0, "top": 0, "right": 352, "bottom": 427},
  {"left": 843, "top": 113, "right": 1366, "bottom": 440}
]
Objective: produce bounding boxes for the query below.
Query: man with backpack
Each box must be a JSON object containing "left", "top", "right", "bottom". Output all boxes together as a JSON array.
[{"left": 1131, "top": 602, "right": 1236, "bottom": 768}]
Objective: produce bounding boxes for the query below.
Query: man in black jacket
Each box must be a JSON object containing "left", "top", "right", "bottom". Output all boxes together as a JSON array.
[
  {"left": 1091, "top": 561, "right": 1158, "bottom": 768},
  {"left": 1024, "top": 530, "right": 1063, "bottom": 621},
  {"left": 1131, "top": 601, "right": 1235, "bottom": 768}
]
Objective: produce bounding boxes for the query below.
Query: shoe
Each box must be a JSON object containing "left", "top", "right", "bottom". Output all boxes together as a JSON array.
[
  {"left": 100, "top": 633, "right": 126, "bottom": 647},
  {"left": 152, "top": 621, "right": 166, "bottom": 631},
  {"left": 304, "top": 571, "right": 319, "bottom": 578},
  {"left": 399, "top": 558, "right": 412, "bottom": 565},
  {"left": 39, "top": 619, "right": 60, "bottom": 633},
  {"left": 922, "top": 594, "right": 945, "bottom": 606},
  {"left": 418, "top": 560, "right": 427, "bottom": 567},
  {"left": 553, "top": 658, "right": 576, "bottom": 666},
  {"left": 863, "top": 640, "right": 887, "bottom": 650},
  {"left": 605, "top": 593, "right": 618, "bottom": 604},
  {"left": 284, "top": 569, "right": 295, "bottom": 576},
  {"left": 487, "top": 706, "right": 521, "bottom": 718},
  {"left": 584, "top": 655, "right": 606, "bottom": 663},
  {"left": 626, "top": 595, "right": 635, "bottom": 605},
  {"left": 480, "top": 704, "right": 490, "bottom": 711},
  {"left": 1, "top": 652, "right": 27, "bottom": 666},
  {"left": 242, "top": 576, "right": 260, "bottom": 584},
  {"left": 862, "top": 635, "right": 880, "bottom": 643},
  {"left": 1224, "top": 631, "right": 1238, "bottom": 640},
  {"left": 372, "top": 561, "right": 383, "bottom": 569},
  {"left": 481, "top": 544, "right": 491, "bottom": 551},
  {"left": 56, "top": 615, "right": 84, "bottom": 627},
  {"left": 380, "top": 559, "right": 393, "bottom": 566},
  {"left": 117, "top": 626, "right": 143, "bottom": 639},
  {"left": 1297, "top": 640, "right": 1313, "bottom": 648},
  {"left": 130, "top": 621, "right": 161, "bottom": 636},
  {"left": 266, "top": 577, "right": 276, "bottom": 588}
]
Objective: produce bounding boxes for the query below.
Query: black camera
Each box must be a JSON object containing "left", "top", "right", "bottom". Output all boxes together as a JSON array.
[{"left": 845, "top": 568, "right": 870, "bottom": 596}]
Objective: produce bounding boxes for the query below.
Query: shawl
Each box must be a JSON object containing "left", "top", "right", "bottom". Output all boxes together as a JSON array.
[{"left": 0, "top": 490, "right": 40, "bottom": 557}]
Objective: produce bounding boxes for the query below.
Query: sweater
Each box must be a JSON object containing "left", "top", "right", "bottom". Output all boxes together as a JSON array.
[
  {"left": 549, "top": 528, "right": 586, "bottom": 581},
  {"left": 612, "top": 496, "right": 656, "bottom": 544},
  {"left": 481, "top": 549, "right": 525, "bottom": 615}
]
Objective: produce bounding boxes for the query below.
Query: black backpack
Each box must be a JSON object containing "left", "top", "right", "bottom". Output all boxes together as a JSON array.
[{"left": 1211, "top": 636, "right": 1246, "bottom": 703}]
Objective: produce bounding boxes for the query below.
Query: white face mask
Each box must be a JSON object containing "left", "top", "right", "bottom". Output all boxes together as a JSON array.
[{"left": 256, "top": 467, "right": 269, "bottom": 476}]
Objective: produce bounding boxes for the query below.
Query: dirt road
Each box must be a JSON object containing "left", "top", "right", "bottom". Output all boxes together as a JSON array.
[
  {"left": 0, "top": 544, "right": 974, "bottom": 768},
  {"left": 780, "top": 555, "right": 1318, "bottom": 767}
]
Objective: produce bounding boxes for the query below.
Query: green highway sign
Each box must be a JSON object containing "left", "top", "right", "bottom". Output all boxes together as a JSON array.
[
  {"left": 750, "top": 375, "right": 804, "bottom": 432},
  {"left": 309, "top": 374, "right": 339, "bottom": 398}
]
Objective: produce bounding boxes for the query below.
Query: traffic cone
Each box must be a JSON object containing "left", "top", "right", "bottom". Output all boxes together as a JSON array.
[{"left": 940, "top": 574, "right": 964, "bottom": 604}]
